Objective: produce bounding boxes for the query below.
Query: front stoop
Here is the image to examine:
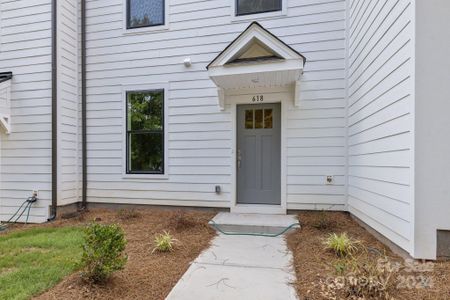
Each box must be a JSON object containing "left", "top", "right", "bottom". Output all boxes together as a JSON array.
[
  {"left": 165, "top": 213, "right": 300, "bottom": 300},
  {"left": 209, "top": 212, "right": 300, "bottom": 235}
]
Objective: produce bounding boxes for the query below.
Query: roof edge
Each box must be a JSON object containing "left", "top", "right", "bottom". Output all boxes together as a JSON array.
[
  {"left": 0, "top": 72, "right": 13, "bottom": 83},
  {"left": 206, "top": 22, "right": 306, "bottom": 70}
]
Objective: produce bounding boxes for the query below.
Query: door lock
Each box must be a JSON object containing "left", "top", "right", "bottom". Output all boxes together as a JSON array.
[{"left": 237, "top": 149, "right": 242, "bottom": 169}]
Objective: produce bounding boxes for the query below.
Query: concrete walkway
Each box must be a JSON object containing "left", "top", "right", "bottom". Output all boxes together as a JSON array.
[{"left": 166, "top": 233, "right": 298, "bottom": 300}]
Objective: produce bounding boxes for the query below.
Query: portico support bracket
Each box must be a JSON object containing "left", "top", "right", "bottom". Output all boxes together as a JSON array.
[
  {"left": 218, "top": 88, "right": 225, "bottom": 111},
  {"left": 294, "top": 80, "right": 301, "bottom": 107}
]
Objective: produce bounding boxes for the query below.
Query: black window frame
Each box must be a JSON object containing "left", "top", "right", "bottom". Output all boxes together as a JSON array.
[
  {"left": 125, "top": 89, "right": 165, "bottom": 175},
  {"left": 126, "top": 0, "right": 165, "bottom": 29},
  {"left": 235, "top": 0, "right": 282, "bottom": 16}
]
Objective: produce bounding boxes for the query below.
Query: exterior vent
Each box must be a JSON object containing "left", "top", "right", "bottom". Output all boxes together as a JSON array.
[{"left": 437, "top": 230, "right": 450, "bottom": 259}]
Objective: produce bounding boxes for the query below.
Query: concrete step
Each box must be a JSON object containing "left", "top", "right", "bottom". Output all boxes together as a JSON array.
[{"left": 209, "top": 212, "right": 300, "bottom": 236}]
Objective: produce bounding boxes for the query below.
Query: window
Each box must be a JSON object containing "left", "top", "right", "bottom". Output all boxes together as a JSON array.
[
  {"left": 245, "top": 109, "right": 273, "bottom": 129},
  {"left": 236, "top": 0, "right": 282, "bottom": 16},
  {"left": 126, "top": 90, "right": 164, "bottom": 174},
  {"left": 127, "top": 0, "right": 165, "bottom": 29}
]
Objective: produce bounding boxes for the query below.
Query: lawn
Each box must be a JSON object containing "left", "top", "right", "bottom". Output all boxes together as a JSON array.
[
  {"left": 0, "top": 209, "right": 216, "bottom": 300},
  {"left": 35, "top": 209, "right": 216, "bottom": 300},
  {"left": 0, "top": 227, "right": 84, "bottom": 300}
]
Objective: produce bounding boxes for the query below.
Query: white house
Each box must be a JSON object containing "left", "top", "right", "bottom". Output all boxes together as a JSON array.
[{"left": 0, "top": 0, "right": 449, "bottom": 260}]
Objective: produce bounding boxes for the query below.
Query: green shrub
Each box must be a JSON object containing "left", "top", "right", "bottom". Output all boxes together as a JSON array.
[
  {"left": 324, "top": 232, "right": 360, "bottom": 257},
  {"left": 152, "top": 231, "right": 178, "bottom": 253},
  {"left": 333, "top": 260, "right": 348, "bottom": 275},
  {"left": 81, "top": 223, "right": 127, "bottom": 283}
]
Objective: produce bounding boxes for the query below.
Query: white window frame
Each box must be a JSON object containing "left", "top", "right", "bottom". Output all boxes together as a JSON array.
[
  {"left": 121, "top": 83, "right": 169, "bottom": 180},
  {"left": 123, "top": 0, "right": 170, "bottom": 35},
  {"left": 231, "top": 0, "right": 287, "bottom": 23}
]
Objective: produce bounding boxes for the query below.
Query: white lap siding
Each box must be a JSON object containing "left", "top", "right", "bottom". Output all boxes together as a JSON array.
[
  {"left": 0, "top": 0, "right": 53, "bottom": 222},
  {"left": 347, "top": 0, "right": 414, "bottom": 253},
  {"left": 84, "top": 0, "right": 347, "bottom": 209},
  {"left": 57, "top": 0, "right": 81, "bottom": 206}
]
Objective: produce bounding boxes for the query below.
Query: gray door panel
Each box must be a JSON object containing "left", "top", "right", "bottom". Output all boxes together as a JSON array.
[{"left": 237, "top": 103, "right": 281, "bottom": 205}]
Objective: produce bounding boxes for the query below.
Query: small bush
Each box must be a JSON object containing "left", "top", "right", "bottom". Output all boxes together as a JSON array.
[
  {"left": 333, "top": 260, "right": 348, "bottom": 275},
  {"left": 81, "top": 223, "right": 127, "bottom": 283},
  {"left": 116, "top": 208, "right": 140, "bottom": 221},
  {"left": 152, "top": 231, "right": 178, "bottom": 253},
  {"left": 344, "top": 256, "right": 397, "bottom": 299},
  {"left": 324, "top": 232, "right": 360, "bottom": 257},
  {"left": 312, "top": 210, "right": 336, "bottom": 230},
  {"left": 169, "top": 210, "right": 201, "bottom": 230}
]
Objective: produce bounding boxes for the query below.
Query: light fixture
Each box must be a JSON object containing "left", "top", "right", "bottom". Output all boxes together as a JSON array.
[{"left": 184, "top": 57, "right": 192, "bottom": 67}]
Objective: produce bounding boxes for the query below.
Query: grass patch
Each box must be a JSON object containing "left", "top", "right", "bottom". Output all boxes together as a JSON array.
[{"left": 0, "top": 226, "right": 84, "bottom": 300}]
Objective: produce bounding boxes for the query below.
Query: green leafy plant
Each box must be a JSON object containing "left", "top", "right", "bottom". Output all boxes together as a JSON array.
[
  {"left": 81, "top": 223, "right": 128, "bottom": 283},
  {"left": 333, "top": 260, "right": 348, "bottom": 275},
  {"left": 324, "top": 232, "right": 360, "bottom": 257},
  {"left": 152, "top": 231, "right": 178, "bottom": 253}
]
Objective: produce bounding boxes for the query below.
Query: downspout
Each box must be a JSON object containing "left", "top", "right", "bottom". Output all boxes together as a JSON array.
[
  {"left": 81, "top": 0, "right": 87, "bottom": 210},
  {"left": 48, "top": 0, "right": 57, "bottom": 221}
]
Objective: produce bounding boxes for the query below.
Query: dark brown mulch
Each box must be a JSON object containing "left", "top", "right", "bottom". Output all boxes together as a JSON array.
[
  {"left": 287, "top": 211, "right": 450, "bottom": 300},
  {"left": 31, "top": 208, "right": 216, "bottom": 300}
]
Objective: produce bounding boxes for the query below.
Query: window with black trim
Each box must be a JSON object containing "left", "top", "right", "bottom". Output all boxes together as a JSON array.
[
  {"left": 126, "top": 90, "right": 164, "bottom": 174},
  {"left": 127, "top": 0, "right": 165, "bottom": 29},
  {"left": 236, "top": 0, "right": 282, "bottom": 16}
]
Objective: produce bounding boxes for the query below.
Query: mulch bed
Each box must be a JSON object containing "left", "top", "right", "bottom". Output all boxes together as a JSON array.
[
  {"left": 28, "top": 208, "right": 217, "bottom": 300},
  {"left": 287, "top": 211, "right": 450, "bottom": 300}
]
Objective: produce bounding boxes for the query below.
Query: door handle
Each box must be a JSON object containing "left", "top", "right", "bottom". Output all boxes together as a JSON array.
[{"left": 237, "top": 149, "right": 242, "bottom": 169}]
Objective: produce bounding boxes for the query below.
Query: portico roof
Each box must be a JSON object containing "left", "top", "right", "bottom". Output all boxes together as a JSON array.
[{"left": 207, "top": 22, "right": 305, "bottom": 91}]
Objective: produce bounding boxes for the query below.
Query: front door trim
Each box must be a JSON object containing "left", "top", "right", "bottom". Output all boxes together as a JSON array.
[
  {"left": 237, "top": 103, "right": 281, "bottom": 205},
  {"left": 227, "top": 86, "right": 289, "bottom": 215}
]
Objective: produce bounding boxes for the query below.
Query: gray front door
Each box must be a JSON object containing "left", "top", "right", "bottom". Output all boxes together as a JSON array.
[{"left": 237, "top": 103, "right": 281, "bottom": 205}]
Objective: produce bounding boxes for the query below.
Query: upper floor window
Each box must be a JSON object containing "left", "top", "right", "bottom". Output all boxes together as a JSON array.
[
  {"left": 236, "top": 0, "right": 282, "bottom": 16},
  {"left": 127, "top": 0, "right": 165, "bottom": 29},
  {"left": 126, "top": 90, "right": 165, "bottom": 174}
]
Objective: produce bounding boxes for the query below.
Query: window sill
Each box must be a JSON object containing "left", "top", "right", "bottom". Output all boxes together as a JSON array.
[
  {"left": 123, "top": 24, "right": 169, "bottom": 35},
  {"left": 122, "top": 173, "right": 169, "bottom": 180},
  {"left": 231, "top": 10, "right": 286, "bottom": 23}
]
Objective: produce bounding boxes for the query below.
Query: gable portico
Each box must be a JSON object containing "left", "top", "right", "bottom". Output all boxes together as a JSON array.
[{"left": 207, "top": 22, "right": 306, "bottom": 214}]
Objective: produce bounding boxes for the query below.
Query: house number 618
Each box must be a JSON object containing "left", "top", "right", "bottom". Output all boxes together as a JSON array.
[{"left": 252, "top": 95, "right": 264, "bottom": 102}]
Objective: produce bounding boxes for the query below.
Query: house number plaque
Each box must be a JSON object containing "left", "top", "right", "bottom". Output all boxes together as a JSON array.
[{"left": 252, "top": 95, "right": 264, "bottom": 102}]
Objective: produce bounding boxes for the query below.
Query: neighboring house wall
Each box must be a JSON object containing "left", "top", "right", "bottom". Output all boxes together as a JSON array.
[
  {"left": 346, "top": 0, "right": 414, "bottom": 253},
  {"left": 0, "top": 82, "right": 6, "bottom": 217},
  {"left": 415, "top": 0, "right": 450, "bottom": 259},
  {"left": 0, "top": 0, "right": 53, "bottom": 222},
  {"left": 57, "top": 0, "right": 81, "bottom": 206},
  {"left": 83, "top": 0, "right": 348, "bottom": 210}
]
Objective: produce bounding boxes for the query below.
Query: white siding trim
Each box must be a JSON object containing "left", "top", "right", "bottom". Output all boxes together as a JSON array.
[
  {"left": 408, "top": 0, "right": 416, "bottom": 258},
  {"left": 121, "top": 82, "right": 169, "bottom": 180}
]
